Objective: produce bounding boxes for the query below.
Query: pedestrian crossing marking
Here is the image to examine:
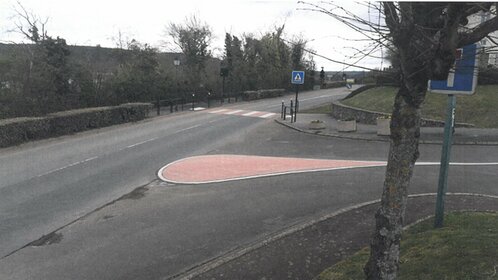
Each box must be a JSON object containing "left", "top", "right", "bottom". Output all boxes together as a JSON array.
[
  {"left": 259, "top": 113, "right": 276, "bottom": 118},
  {"left": 242, "top": 111, "right": 259, "bottom": 116},
  {"left": 206, "top": 109, "right": 277, "bottom": 119},
  {"left": 225, "top": 110, "right": 244, "bottom": 115},
  {"left": 210, "top": 109, "right": 229, "bottom": 114}
]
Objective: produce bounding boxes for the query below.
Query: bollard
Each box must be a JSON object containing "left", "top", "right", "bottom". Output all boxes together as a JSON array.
[
  {"left": 281, "top": 101, "right": 285, "bottom": 119},
  {"left": 295, "top": 99, "right": 299, "bottom": 122},
  {"left": 290, "top": 100, "right": 294, "bottom": 123},
  {"left": 283, "top": 106, "right": 287, "bottom": 120}
]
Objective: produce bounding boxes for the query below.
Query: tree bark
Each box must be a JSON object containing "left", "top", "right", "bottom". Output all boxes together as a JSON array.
[
  {"left": 364, "top": 84, "right": 422, "bottom": 279},
  {"left": 361, "top": 2, "right": 498, "bottom": 279}
]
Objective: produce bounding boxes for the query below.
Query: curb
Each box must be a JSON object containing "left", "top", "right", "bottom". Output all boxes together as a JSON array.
[
  {"left": 157, "top": 155, "right": 387, "bottom": 185},
  {"left": 275, "top": 119, "right": 498, "bottom": 146},
  {"left": 331, "top": 99, "right": 475, "bottom": 128},
  {"left": 170, "top": 192, "right": 498, "bottom": 279}
]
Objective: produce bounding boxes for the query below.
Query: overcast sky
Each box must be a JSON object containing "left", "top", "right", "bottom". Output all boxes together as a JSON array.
[{"left": 0, "top": 0, "right": 385, "bottom": 71}]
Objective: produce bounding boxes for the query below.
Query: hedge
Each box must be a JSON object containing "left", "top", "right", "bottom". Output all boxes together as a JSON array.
[
  {"left": 321, "top": 81, "right": 347, "bottom": 89},
  {"left": 0, "top": 103, "right": 152, "bottom": 148},
  {"left": 241, "top": 89, "right": 286, "bottom": 101},
  {"left": 478, "top": 68, "right": 498, "bottom": 85}
]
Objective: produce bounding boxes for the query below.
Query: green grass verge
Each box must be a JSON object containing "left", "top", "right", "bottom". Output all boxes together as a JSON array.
[
  {"left": 300, "top": 104, "right": 333, "bottom": 114},
  {"left": 341, "top": 85, "right": 498, "bottom": 128},
  {"left": 317, "top": 212, "right": 498, "bottom": 280}
]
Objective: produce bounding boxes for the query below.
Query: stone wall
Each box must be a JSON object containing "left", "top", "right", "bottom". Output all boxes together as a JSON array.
[{"left": 331, "top": 101, "right": 473, "bottom": 127}]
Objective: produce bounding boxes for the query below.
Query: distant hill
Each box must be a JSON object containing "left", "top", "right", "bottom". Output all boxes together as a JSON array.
[
  {"left": 322, "top": 71, "right": 369, "bottom": 81},
  {"left": 0, "top": 43, "right": 220, "bottom": 74}
]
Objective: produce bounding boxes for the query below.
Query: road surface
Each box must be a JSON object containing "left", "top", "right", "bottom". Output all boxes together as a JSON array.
[
  {"left": 0, "top": 87, "right": 350, "bottom": 258},
  {"left": 1, "top": 86, "right": 497, "bottom": 279}
]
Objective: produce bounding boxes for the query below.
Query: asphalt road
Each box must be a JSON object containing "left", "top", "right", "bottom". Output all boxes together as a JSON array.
[
  {"left": 1, "top": 86, "right": 497, "bottom": 279},
  {"left": 0, "top": 87, "right": 350, "bottom": 258}
]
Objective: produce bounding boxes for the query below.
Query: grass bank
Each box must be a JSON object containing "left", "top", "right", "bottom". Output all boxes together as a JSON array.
[
  {"left": 317, "top": 212, "right": 498, "bottom": 280},
  {"left": 341, "top": 86, "right": 498, "bottom": 128},
  {"left": 300, "top": 104, "right": 333, "bottom": 114}
]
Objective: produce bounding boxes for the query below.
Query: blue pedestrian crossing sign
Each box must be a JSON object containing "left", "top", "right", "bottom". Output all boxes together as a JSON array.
[
  {"left": 428, "top": 44, "right": 479, "bottom": 95},
  {"left": 291, "top": 71, "right": 305, "bottom": 85}
]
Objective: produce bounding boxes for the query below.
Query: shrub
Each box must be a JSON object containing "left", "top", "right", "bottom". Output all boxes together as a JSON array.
[
  {"left": 0, "top": 103, "right": 152, "bottom": 148},
  {"left": 241, "top": 89, "right": 285, "bottom": 101},
  {"left": 478, "top": 67, "right": 498, "bottom": 85}
]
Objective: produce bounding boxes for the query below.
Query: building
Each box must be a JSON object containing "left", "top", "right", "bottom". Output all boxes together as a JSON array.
[{"left": 466, "top": 7, "right": 498, "bottom": 68}]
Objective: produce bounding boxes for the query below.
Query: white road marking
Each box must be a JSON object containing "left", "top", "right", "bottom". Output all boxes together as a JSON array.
[
  {"left": 159, "top": 157, "right": 498, "bottom": 185},
  {"left": 210, "top": 109, "right": 229, "bottom": 114},
  {"left": 417, "top": 162, "right": 498, "bottom": 166},
  {"left": 208, "top": 109, "right": 277, "bottom": 119},
  {"left": 126, "top": 138, "right": 158, "bottom": 148},
  {"left": 174, "top": 124, "right": 201, "bottom": 133},
  {"left": 36, "top": 156, "right": 99, "bottom": 178},
  {"left": 259, "top": 113, "right": 276, "bottom": 118},
  {"left": 224, "top": 110, "right": 244, "bottom": 115},
  {"left": 242, "top": 111, "right": 259, "bottom": 116}
]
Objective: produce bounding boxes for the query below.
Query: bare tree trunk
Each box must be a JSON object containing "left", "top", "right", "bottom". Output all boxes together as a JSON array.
[{"left": 364, "top": 84, "right": 423, "bottom": 279}]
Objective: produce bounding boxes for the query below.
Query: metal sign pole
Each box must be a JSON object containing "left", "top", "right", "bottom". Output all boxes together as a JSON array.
[
  {"left": 294, "top": 84, "right": 299, "bottom": 122},
  {"left": 434, "top": 94, "right": 456, "bottom": 228}
]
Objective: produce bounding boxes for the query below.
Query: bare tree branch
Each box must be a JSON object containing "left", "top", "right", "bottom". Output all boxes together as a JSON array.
[
  {"left": 459, "top": 14, "right": 498, "bottom": 46},
  {"left": 462, "top": 3, "right": 493, "bottom": 18},
  {"left": 281, "top": 37, "right": 383, "bottom": 72},
  {"left": 12, "top": 1, "right": 50, "bottom": 43}
]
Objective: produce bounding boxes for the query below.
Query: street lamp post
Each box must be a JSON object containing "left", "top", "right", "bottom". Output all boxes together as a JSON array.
[
  {"left": 191, "top": 93, "right": 195, "bottom": 111},
  {"left": 220, "top": 67, "right": 228, "bottom": 104},
  {"left": 174, "top": 58, "right": 181, "bottom": 110},
  {"left": 320, "top": 67, "right": 325, "bottom": 89}
]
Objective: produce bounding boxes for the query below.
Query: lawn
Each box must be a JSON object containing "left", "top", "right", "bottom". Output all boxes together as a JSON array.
[
  {"left": 300, "top": 103, "right": 333, "bottom": 114},
  {"left": 341, "top": 85, "right": 498, "bottom": 128},
  {"left": 317, "top": 212, "right": 498, "bottom": 280}
]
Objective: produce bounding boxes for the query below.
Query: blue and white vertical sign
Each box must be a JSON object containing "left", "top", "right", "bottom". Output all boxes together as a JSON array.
[
  {"left": 291, "top": 71, "right": 305, "bottom": 85},
  {"left": 428, "top": 44, "right": 479, "bottom": 95}
]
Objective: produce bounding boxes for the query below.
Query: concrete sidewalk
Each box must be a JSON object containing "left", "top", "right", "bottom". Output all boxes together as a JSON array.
[{"left": 276, "top": 113, "right": 498, "bottom": 145}]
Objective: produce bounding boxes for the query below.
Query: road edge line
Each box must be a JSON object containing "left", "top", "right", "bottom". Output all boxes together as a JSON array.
[{"left": 157, "top": 155, "right": 387, "bottom": 185}]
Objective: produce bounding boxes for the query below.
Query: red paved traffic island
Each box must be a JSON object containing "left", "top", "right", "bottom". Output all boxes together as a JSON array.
[{"left": 158, "top": 155, "right": 386, "bottom": 184}]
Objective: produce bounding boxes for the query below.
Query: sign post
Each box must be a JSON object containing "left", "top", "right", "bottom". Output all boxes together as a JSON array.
[
  {"left": 434, "top": 94, "right": 456, "bottom": 228},
  {"left": 291, "top": 71, "right": 305, "bottom": 122},
  {"left": 428, "top": 43, "right": 479, "bottom": 228}
]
